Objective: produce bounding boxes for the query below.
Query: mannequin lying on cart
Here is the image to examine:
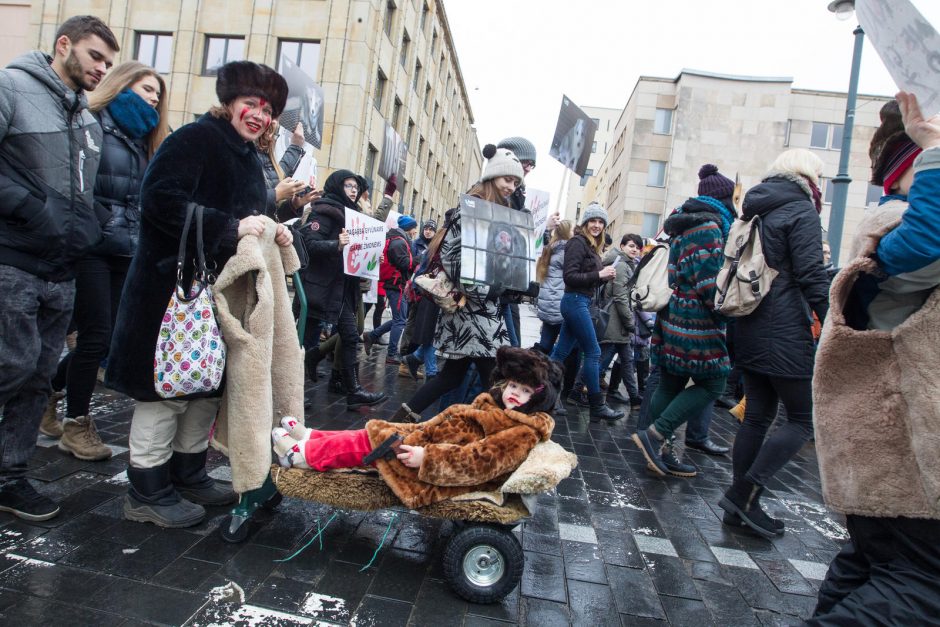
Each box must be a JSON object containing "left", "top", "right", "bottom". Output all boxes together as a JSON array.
[{"left": 271, "top": 347, "right": 562, "bottom": 509}]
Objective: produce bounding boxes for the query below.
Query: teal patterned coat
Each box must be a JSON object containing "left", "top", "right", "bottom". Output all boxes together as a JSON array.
[{"left": 651, "top": 198, "right": 731, "bottom": 379}]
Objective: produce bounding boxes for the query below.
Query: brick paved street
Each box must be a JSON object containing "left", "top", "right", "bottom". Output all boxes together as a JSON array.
[{"left": 0, "top": 306, "right": 845, "bottom": 626}]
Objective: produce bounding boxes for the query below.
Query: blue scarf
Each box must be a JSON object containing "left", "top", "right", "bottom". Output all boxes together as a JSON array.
[
  {"left": 693, "top": 195, "right": 736, "bottom": 239},
  {"left": 107, "top": 88, "right": 159, "bottom": 139}
]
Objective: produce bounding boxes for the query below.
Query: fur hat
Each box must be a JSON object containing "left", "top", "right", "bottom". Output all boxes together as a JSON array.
[
  {"left": 580, "top": 202, "right": 608, "bottom": 227},
  {"left": 216, "top": 61, "right": 289, "bottom": 118},
  {"left": 497, "top": 137, "right": 536, "bottom": 164},
  {"left": 697, "top": 164, "right": 735, "bottom": 200},
  {"left": 492, "top": 347, "right": 563, "bottom": 414},
  {"left": 481, "top": 144, "right": 524, "bottom": 182},
  {"left": 870, "top": 100, "right": 922, "bottom": 193}
]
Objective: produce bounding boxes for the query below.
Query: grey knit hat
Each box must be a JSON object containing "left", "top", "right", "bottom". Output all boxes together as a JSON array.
[
  {"left": 497, "top": 136, "right": 536, "bottom": 164},
  {"left": 580, "top": 202, "right": 608, "bottom": 226},
  {"left": 481, "top": 144, "right": 524, "bottom": 182}
]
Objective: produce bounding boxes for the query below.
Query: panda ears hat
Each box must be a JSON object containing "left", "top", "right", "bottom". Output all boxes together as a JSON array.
[
  {"left": 481, "top": 144, "right": 525, "bottom": 183},
  {"left": 216, "top": 61, "right": 289, "bottom": 118}
]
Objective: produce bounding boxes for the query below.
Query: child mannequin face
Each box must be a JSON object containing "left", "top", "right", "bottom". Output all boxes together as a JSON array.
[{"left": 502, "top": 380, "right": 536, "bottom": 410}]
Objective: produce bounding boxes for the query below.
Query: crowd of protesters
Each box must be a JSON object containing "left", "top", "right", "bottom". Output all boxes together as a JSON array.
[{"left": 0, "top": 13, "right": 938, "bottom": 624}]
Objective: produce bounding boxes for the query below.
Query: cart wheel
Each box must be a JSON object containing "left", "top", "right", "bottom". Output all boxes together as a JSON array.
[
  {"left": 442, "top": 525, "right": 523, "bottom": 604},
  {"left": 220, "top": 514, "right": 251, "bottom": 543},
  {"left": 262, "top": 491, "right": 283, "bottom": 511}
]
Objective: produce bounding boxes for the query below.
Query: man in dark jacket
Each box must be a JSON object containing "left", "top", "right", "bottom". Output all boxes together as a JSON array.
[
  {"left": 364, "top": 215, "right": 416, "bottom": 363},
  {"left": 0, "top": 16, "right": 118, "bottom": 522}
]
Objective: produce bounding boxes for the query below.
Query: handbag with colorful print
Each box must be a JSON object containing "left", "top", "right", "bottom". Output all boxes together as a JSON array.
[{"left": 154, "top": 204, "right": 226, "bottom": 399}]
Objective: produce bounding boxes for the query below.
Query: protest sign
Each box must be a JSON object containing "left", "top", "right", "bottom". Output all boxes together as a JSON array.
[
  {"left": 379, "top": 122, "right": 408, "bottom": 181},
  {"left": 549, "top": 95, "right": 598, "bottom": 176},
  {"left": 856, "top": 0, "right": 940, "bottom": 114},
  {"left": 279, "top": 56, "right": 326, "bottom": 149},
  {"left": 458, "top": 195, "right": 536, "bottom": 293},
  {"left": 343, "top": 209, "right": 386, "bottom": 280},
  {"left": 525, "top": 188, "right": 551, "bottom": 258},
  {"left": 274, "top": 126, "right": 317, "bottom": 189}
]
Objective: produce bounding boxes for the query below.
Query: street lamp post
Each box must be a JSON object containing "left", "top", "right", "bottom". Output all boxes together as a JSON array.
[{"left": 827, "top": 0, "right": 864, "bottom": 267}]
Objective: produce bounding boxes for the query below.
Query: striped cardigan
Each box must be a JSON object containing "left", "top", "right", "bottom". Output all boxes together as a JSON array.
[{"left": 651, "top": 199, "right": 730, "bottom": 378}]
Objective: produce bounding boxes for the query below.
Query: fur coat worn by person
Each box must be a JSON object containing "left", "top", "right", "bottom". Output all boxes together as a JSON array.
[
  {"left": 210, "top": 219, "right": 304, "bottom": 494},
  {"left": 365, "top": 393, "right": 553, "bottom": 510},
  {"left": 107, "top": 113, "right": 267, "bottom": 401}
]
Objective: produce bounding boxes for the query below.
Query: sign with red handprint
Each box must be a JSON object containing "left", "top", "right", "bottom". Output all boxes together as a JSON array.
[{"left": 343, "top": 208, "right": 385, "bottom": 279}]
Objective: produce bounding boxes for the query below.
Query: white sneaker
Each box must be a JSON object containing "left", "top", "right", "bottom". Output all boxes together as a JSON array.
[
  {"left": 271, "top": 428, "right": 307, "bottom": 469},
  {"left": 279, "top": 416, "right": 311, "bottom": 441}
]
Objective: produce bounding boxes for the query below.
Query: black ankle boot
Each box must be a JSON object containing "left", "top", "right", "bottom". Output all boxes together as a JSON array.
[
  {"left": 719, "top": 478, "right": 783, "bottom": 539},
  {"left": 568, "top": 388, "right": 590, "bottom": 407},
  {"left": 168, "top": 450, "right": 237, "bottom": 506},
  {"left": 343, "top": 366, "right": 387, "bottom": 410},
  {"left": 389, "top": 403, "right": 421, "bottom": 423},
  {"left": 588, "top": 392, "right": 624, "bottom": 422},
  {"left": 125, "top": 463, "right": 205, "bottom": 528}
]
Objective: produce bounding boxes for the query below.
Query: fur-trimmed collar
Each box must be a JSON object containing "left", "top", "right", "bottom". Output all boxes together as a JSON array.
[
  {"left": 663, "top": 198, "right": 720, "bottom": 236},
  {"left": 469, "top": 393, "right": 554, "bottom": 442},
  {"left": 743, "top": 172, "right": 814, "bottom": 219}
]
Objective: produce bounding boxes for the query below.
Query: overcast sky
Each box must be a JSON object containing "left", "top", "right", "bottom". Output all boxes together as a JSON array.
[{"left": 442, "top": 0, "right": 940, "bottom": 205}]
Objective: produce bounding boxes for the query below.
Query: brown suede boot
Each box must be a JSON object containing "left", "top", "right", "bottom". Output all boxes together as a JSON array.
[
  {"left": 59, "top": 416, "right": 112, "bottom": 461},
  {"left": 39, "top": 391, "right": 64, "bottom": 438}
]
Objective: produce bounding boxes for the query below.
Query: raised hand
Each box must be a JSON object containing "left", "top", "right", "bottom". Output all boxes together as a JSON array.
[{"left": 896, "top": 91, "right": 940, "bottom": 150}]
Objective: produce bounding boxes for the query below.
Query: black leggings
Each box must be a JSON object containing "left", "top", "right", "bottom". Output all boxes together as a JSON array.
[
  {"left": 363, "top": 294, "right": 386, "bottom": 329},
  {"left": 304, "top": 285, "right": 360, "bottom": 370},
  {"left": 407, "top": 356, "right": 495, "bottom": 414},
  {"left": 731, "top": 369, "right": 814, "bottom": 486}
]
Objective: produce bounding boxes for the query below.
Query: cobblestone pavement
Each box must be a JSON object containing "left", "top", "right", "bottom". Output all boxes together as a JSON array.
[{"left": 0, "top": 306, "right": 845, "bottom": 626}]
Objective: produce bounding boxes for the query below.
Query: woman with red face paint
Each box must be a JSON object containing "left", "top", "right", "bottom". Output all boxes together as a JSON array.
[{"left": 107, "top": 61, "right": 294, "bottom": 528}]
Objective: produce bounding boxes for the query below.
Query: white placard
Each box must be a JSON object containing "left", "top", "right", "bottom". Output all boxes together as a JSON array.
[
  {"left": 525, "top": 188, "right": 551, "bottom": 258},
  {"left": 856, "top": 0, "right": 940, "bottom": 114},
  {"left": 343, "top": 208, "right": 386, "bottom": 280}
]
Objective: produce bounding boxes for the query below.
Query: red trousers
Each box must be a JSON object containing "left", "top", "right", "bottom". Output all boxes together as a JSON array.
[{"left": 303, "top": 428, "right": 373, "bottom": 471}]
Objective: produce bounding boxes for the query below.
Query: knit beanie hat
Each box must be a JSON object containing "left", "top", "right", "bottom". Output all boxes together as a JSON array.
[
  {"left": 422, "top": 219, "right": 437, "bottom": 231},
  {"left": 397, "top": 215, "right": 417, "bottom": 231},
  {"left": 497, "top": 137, "right": 536, "bottom": 164},
  {"left": 697, "top": 164, "right": 735, "bottom": 200},
  {"left": 481, "top": 144, "right": 524, "bottom": 182},
  {"left": 870, "top": 100, "right": 923, "bottom": 194},
  {"left": 580, "top": 202, "right": 608, "bottom": 227}
]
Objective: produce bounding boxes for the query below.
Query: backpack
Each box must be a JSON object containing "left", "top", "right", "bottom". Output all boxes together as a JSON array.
[
  {"left": 628, "top": 243, "right": 671, "bottom": 312},
  {"left": 714, "top": 216, "right": 778, "bottom": 317}
]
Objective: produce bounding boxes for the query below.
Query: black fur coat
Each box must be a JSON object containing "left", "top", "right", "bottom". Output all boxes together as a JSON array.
[{"left": 106, "top": 114, "right": 266, "bottom": 402}]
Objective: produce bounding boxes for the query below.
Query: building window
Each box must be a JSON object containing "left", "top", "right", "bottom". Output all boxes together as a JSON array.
[
  {"left": 374, "top": 70, "right": 387, "bottom": 112},
  {"left": 420, "top": 2, "right": 430, "bottom": 32},
  {"left": 647, "top": 160, "right": 667, "bottom": 187},
  {"left": 591, "top": 141, "right": 597, "bottom": 154},
  {"left": 400, "top": 30, "right": 410, "bottom": 67},
  {"left": 431, "top": 30, "right": 438, "bottom": 55},
  {"left": 364, "top": 144, "right": 378, "bottom": 189},
  {"left": 203, "top": 36, "right": 244, "bottom": 75},
  {"left": 653, "top": 108, "right": 673, "bottom": 135},
  {"left": 135, "top": 32, "right": 172, "bottom": 74},
  {"left": 392, "top": 98, "right": 402, "bottom": 130},
  {"left": 418, "top": 136, "right": 425, "bottom": 164},
  {"left": 641, "top": 213, "right": 661, "bottom": 238},
  {"left": 590, "top": 117, "right": 600, "bottom": 130},
  {"left": 411, "top": 190, "right": 419, "bottom": 211},
  {"left": 406, "top": 119, "right": 415, "bottom": 145},
  {"left": 424, "top": 82, "right": 432, "bottom": 111},
  {"left": 866, "top": 183, "right": 883, "bottom": 206},
  {"left": 579, "top": 169, "right": 594, "bottom": 187},
  {"left": 820, "top": 177, "right": 836, "bottom": 204},
  {"left": 810, "top": 122, "right": 844, "bottom": 150},
  {"left": 277, "top": 39, "right": 320, "bottom": 79},
  {"left": 384, "top": 1, "right": 396, "bottom": 37},
  {"left": 784, "top": 119, "right": 792, "bottom": 147},
  {"left": 413, "top": 60, "right": 422, "bottom": 92}
]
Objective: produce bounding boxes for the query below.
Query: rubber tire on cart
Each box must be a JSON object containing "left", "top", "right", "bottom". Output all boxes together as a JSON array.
[{"left": 442, "top": 525, "right": 523, "bottom": 604}]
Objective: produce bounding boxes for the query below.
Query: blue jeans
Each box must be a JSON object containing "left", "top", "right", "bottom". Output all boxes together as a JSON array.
[
  {"left": 551, "top": 293, "right": 602, "bottom": 394},
  {"left": 0, "top": 266, "right": 75, "bottom": 483},
  {"left": 411, "top": 344, "right": 438, "bottom": 377},
  {"left": 502, "top": 304, "right": 520, "bottom": 348},
  {"left": 370, "top": 288, "right": 407, "bottom": 357}
]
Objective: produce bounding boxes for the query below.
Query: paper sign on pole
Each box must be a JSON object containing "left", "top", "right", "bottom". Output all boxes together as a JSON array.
[
  {"left": 525, "top": 188, "right": 551, "bottom": 258},
  {"left": 279, "top": 56, "right": 326, "bottom": 149},
  {"left": 856, "top": 0, "right": 940, "bottom": 114},
  {"left": 548, "top": 95, "right": 599, "bottom": 176},
  {"left": 343, "top": 208, "right": 386, "bottom": 279}
]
